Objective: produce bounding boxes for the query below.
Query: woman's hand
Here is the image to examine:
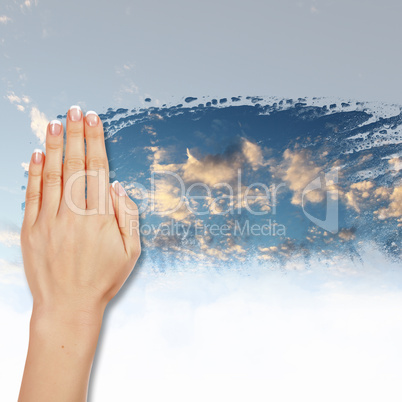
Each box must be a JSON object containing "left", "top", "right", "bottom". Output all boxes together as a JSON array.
[{"left": 19, "top": 106, "right": 140, "bottom": 402}]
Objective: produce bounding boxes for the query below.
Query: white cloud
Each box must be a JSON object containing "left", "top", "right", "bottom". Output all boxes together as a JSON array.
[
  {"left": 123, "top": 81, "right": 139, "bottom": 94},
  {"left": 0, "top": 15, "right": 12, "bottom": 24},
  {"left": 84, "top": 256, "right": 402, "bottom": 401},
  {"left": 115, "top": 62, "right": 135, "bottom": 76},
  {"left": 0, "top": 230, "right": 20, "bottom": 247},
  {"left": 5, "top": 92, "right": 31, "bottom": 112},
  {"left": 15, "top": 67, "right": 27, "bottom": 83},
  {"left": 0, "top": 258, "right": 24, "bottom": 285},
  {"left": 30, "top": 107, "right": 48, "bottom": 144},
  {"left": 6, "top": 92, "right": 21, "bottom": 104},
  {"left": 21, "top": 162, "right": 29, "bottom": 171},
  {"left": 114, "top": 80, "right": 139, "bottom": 103},
  {"left": 2, "top": 246, "right": 402, "bottom": 400},
  {"left": 114, "top": 62, "right": 138, "bottom": 101},
  {"left": 20, "top": 0, "right": 37, "bottom": 9}
]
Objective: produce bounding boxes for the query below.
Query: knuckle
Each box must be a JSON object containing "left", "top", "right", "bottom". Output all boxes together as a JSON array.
[
  {"left": 65, "top": 157, "right": 85, "bottom": 171},
  {"left": 44, "top": 170, "right": 62, "bottom": 187},
  {"left": 87, "top": 157, "right": 107, "bottom": 171},
  {"left": 46, "top": 141, "right": 62, "bottom": 151},
  {"left": 85, "top": 127, "right": 103, "bottom": 139},
  {"left": 67, "top": 126, "right": 84, "bottom": 138},
  {"left": 28, "top": 169, "right": 42, "bottom": 178},
  {"left": 25, "top": 191, "right": 41, "bottom": 203}
]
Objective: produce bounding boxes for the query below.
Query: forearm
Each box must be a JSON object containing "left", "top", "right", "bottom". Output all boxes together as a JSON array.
[{"left": 19, "top": 304, "right": 104, "bottom": 402}]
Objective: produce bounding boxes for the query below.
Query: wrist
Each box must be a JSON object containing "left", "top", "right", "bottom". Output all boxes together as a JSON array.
[{"left": 30, "top": 300, "right": 105, "bottom": 345}]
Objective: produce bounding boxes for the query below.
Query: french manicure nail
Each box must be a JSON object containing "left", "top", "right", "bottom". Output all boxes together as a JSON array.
[
  {"left": 69, "top": 105, "right": 82, "bottom": 122},
  {"left": 32, "top": 149, "right": 44, "bottom": 164},
  {"left": 49, "top": 120, "right": 62, "bottom": 136},
  {"left": 86, "top": 111, "right": 99, "bottom": 127},
  {"left": 112, "top": 180, "right": 126, "bottom": 196}
]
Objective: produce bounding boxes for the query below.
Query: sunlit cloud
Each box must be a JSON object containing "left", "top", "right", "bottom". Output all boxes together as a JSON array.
[
  {"left": 271, "top": 149, "right": 326, "bottom": 205},
  {"left": 180, "top": 139, "right": 268, "bottom": 187},
  {"left": 241, "top": 138, "right": 267, "bottom": 170},
  {"left": 343, "top": 181, "right": 394, "bottom": 216},
  {"left": 344, "top": 180, "right": 374, "bottom": 212},
  {"left": 182, "top": 148, "right": 240, "bottom": 186},
  {"left": 389, "top": 157, "right": 402, "bottom": 172},
  {"left": 338, "top": 228, "right": 356, "bottom": 241},
  {"left": 257, "top": 245, "right": 278, "bottom": 261},
  {"left": 375, "top": 186, "right": 402, "bottom": 220},
  {"left": 145, "top": 139, "right": 272, "bottom": 222},
  {"left": 152, "top": 179, "right": 191, "bottom": 222}
]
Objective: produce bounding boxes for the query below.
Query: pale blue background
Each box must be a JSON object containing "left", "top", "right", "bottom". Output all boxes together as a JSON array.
[{"left": 1, "top": 1, "right": 402, "bottom": 401}]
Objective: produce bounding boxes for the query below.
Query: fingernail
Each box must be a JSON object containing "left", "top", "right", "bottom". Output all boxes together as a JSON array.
[
  {"left": 32, "top": 149, "right": 44, "bottom": 164},
  {"left": 69, "top": 105, "right": 82, "bottom": 122},
  {"left": 112, "top": 180, "right": 126, "bottom": 196},
  {"left": 86, "top": 111, "right": 99, "bottom": 127},
  {"left": 49, "top": 120, "right": 62, "bottom": 136}
]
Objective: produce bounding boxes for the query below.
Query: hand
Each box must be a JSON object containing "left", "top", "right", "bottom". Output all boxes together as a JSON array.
[
  {"left": 19, "top": 106, "right": 140, "bottom": 402},
  {"left": 21, "top": 106, "right": 140, "bottom": 315}
]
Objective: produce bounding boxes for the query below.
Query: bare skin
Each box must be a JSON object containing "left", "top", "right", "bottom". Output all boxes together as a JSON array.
[{"left": 18, "top": 106, "right": 140, "bottom": 402}]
